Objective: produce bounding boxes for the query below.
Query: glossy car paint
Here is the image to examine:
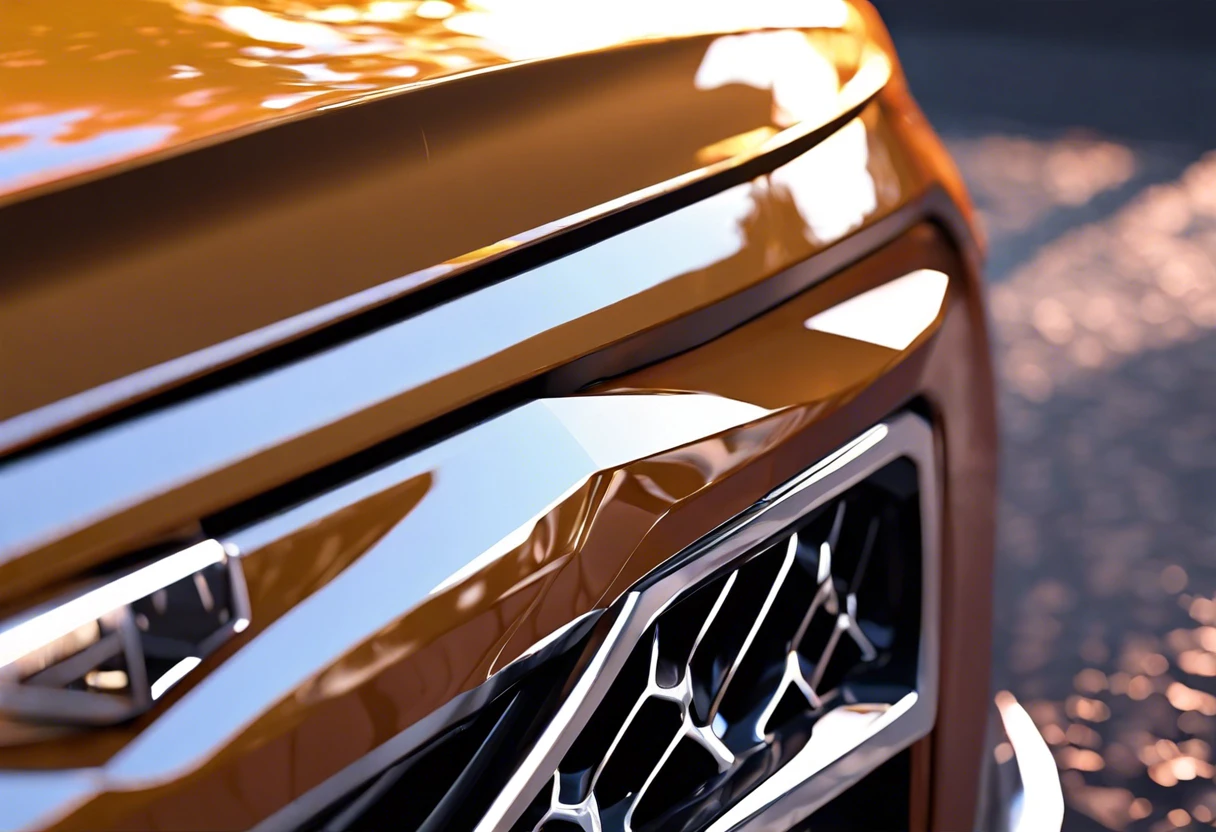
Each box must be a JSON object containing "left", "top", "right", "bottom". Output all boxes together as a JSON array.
[
  {"left": 0, "top": 0, "right": 874, "bottom": 205},
  {"left": 0, "top": 2, "right": 994, "bottom": 830},
  {"left": 0, "top": 0, "right": 894, "bottom": 441},
  {"left": 0, "top": 95, "right": 946, "bottom": 590}
]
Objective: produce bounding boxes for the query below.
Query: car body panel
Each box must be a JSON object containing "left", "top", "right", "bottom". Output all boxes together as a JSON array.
[
  {"left": 0, "top": 0, "right": 865, "bottom": 206},
  {"left": 0, "top": 89, "right": 965, "bottom": 604},
  {"left": 0, "top": 2, "right": 997, "bottom": 830},
  {"left": 0, "top": 0, "right": 895, "bottom": 439},
  {"left": 0, "top": 222, "right": 996, "bottom": 832}
]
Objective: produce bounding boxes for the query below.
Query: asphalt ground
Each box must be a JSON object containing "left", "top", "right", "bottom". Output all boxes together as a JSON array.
[{"left": 874, "top": 5, "right": 1216, "bottom": 829}]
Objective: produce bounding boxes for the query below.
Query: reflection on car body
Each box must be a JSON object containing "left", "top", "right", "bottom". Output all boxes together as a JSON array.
[{"left": 0, "top": 1, "right": 1058, "bottom": 829}]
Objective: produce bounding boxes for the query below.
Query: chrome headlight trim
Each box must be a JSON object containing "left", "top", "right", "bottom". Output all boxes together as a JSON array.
[{"left": 0, "top": 539, "right": 250, "bottom": 737}]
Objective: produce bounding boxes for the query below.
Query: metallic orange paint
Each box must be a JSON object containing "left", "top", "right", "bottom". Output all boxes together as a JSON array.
[
  {"left": 0, "top": 93, "right": 947, "bottom": 606},
  {"left": 0, "top": 2, "right": 994, "bottom": 829},
  {"left": 21, "top": 221, "right": 985, "bottom": 832},
  {"left": 0, "top": 0, "right": 871, "bottom": 205},
  {"left": 0, "top": 3, "right": 892, "bottom": 439}
]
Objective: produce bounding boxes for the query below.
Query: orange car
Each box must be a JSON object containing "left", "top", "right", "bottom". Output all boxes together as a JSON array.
[{"left": 0, "top": 1, "right": 1058, "bottom": 830}]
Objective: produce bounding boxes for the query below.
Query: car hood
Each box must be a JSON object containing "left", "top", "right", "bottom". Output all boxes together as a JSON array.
[
  {"left": 0, "top": 0, "right": 910, "bottom": 453},
  {"left": 2, "top": 0, "right": 869, "bottom": 206}
]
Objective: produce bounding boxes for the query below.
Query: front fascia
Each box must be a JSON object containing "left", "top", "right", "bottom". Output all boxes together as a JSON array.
[{"left": 0, "top": 218, "right": 997, "bottom": 832}]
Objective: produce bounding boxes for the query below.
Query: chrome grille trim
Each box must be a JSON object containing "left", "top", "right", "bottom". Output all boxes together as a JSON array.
[{"left": 477, "top": 413, "right": 939, "bottom": 831}]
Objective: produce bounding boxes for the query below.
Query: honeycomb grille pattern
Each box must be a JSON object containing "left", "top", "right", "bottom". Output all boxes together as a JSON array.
[{"left": 513, "top": 459, "right": 922, "bottom": 832}]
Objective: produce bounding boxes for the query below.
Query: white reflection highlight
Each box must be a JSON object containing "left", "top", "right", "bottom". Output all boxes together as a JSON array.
[
  {"left": 214, "top": 6, "right": 347, "bottom": 48},
  {"left": 996, "top": 690, "right": 1065, "bottom": 832},
  {"left": 416, "top": 0, "right": 454, "bottom": 19},
  {"left": 0, "top": 540, "right": 224, "bottom": 671},
  {"left": 150, "top": 657, "right": 201, "bottom": 701},
  {"left": 430, "top": 394, "right": 770, "bottom": 595},
  {"left": 262, "top": 91, "right": 326, "bottom": 110},
  {"left": 445, "top": 0, "right": 849, "bottom": 62},
  {"left": 695, "top": 30, "right": 842, "bottom": 128},
  {"left": 543, "top": 395, "right": 770, "bottom": 470},
  {"left": 693, "top": 30, "right": 882, "bottom": 244},
  {"left": 429, "top": 477, "right": 588, "bottom": 595},
  {"left": 769, "top": 423, "right": 888, "bottom": 503},
  {"left": 774, "top": 118, "right": 876, "bottom": 243},
  {"left": 804, "top": 269, "right": 949, "bottom": 350}
]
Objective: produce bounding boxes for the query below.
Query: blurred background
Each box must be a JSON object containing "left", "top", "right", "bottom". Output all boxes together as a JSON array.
[{"left": 871, "top": 1, "right": 1216, "bottom": 829}]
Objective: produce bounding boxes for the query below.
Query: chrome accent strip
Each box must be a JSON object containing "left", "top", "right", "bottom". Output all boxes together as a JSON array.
[
  {"left": 974, "top": 691, "right": 1064, "bottom": 832},
  {"left": 991, "top": 691, "right": 1065, "bottom": 832},
  {"left": 0, "top": 108, "right": 904, "bottom": 562},
  {"left": 476, "top": 412, "right": 939, "bottom": 831}
]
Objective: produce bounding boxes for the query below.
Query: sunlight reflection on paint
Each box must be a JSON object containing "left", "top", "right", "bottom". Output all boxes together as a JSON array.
[
  {"left": 0, "top": 0, "right": 873, "bottom": 200},
  {"left": 0, "top": 110, "right": 174, "bottom": 194},
  {"left": 695, "top": 30, "right": 843, "bottom": 128},
  {"left": 804, "top": 269, "right": 948, "bottom": 350},
  {"left": 774, "top": 119, "right": 876, "bottom": 243},
  {"left": 692, "top": 27, "right": 878, "bottom": 243},
  {"left": 446, "top": 0, "right": 849, "bottom": 61}
]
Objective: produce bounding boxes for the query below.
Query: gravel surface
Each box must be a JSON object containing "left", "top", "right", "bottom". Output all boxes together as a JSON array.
[{"left": 886, "top": 23, "right": 1216, "bottom": 832}]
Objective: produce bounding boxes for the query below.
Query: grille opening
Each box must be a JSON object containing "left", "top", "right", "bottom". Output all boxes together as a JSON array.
[
  {"left": 790, "top": 748, "right": 913, "bottom": 831},
  {"left": 687, "top": 552, "right": 785, "bottom": 725},
  {"left": 717, "top": 552, "right": 817, "bottom": 724},
  {"left": 593, "top": 698, "right": 683, "bottom": 809},
  {"left": 765, "top": 681, "right": 815, "bottom": 736},
  {"left": 813, "top": 631, "right": 867, "bottom": 699},
  {"left": 654, "top": 574, "right": 729, "bottom": 689},
  {"left": 558, "top": 633, "right": 654, "bottom": 802},
  {"left": 632, "top": 737, "right": 721, "bottom": 828},
  {"left": 512, "top": 455, "right": 926, "bottom": 831}
]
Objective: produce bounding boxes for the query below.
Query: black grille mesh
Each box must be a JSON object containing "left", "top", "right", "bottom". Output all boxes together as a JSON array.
[
  {"left": 304, "top": 645, "right": 584, "bottom": 832},
  {"left": 516, "top": 457, "right": 922, "bottom": 831}
]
